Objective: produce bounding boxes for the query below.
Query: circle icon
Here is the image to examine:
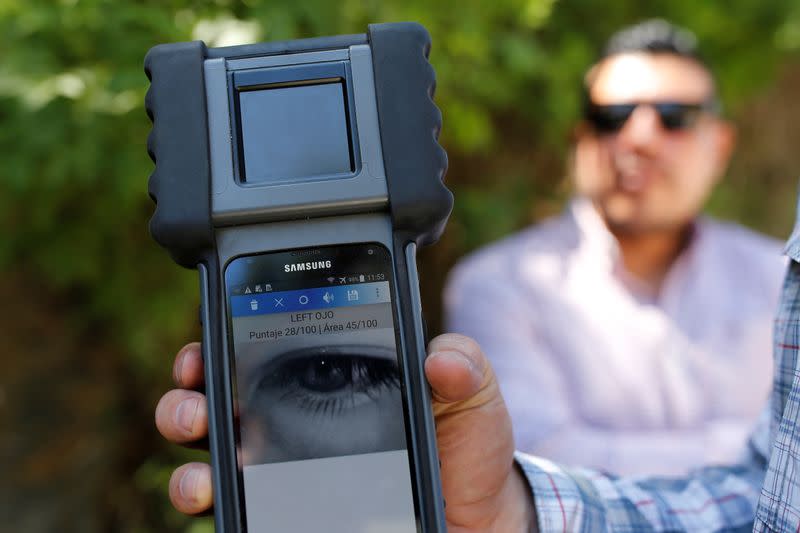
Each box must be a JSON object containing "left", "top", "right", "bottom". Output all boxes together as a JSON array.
[{"left": 298, "top": 295, "right": 309, "bottom": 305}]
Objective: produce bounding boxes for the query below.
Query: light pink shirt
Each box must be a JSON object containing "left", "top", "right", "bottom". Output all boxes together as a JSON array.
[{"left": 444, "top": 199, "right": 785, "bottom": 476}]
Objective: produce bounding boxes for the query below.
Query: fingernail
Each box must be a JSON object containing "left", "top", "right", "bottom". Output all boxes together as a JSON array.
[
  {"left": 179, "top": 468, "right": 199, "bottom": 502},
  {"left": 431, "top": 350, "right": 478, "bottom": 375},
  {"left": 176, "top": 397, "right": 199, "bottom": 433}
]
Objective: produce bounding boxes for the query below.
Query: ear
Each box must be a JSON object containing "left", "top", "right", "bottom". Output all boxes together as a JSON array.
[
  {"left": 571, "top": 121, "right": 594, "bottom": 144},
  {"left": 711, "top": 120, "right": 737, "bottom": 184},
  {"left": 571, "top": 123, "right": 613, "bottom": 196},
  {"left": 567, "top": 121, "right": 592, "bottom": 171}
]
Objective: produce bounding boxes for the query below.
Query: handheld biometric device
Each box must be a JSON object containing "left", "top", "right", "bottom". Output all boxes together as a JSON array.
[{"left": 145, "top": 22, "right": 451, "bottom": 533}]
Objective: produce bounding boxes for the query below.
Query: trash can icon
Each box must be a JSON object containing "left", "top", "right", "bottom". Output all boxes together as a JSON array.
[{"left": 250, "top": 299, "right": 259, "bottom": 311}]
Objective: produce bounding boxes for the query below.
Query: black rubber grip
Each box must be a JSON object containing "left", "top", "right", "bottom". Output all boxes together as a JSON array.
[
  {"left": 144, "top": 41, "right": 214, "bottom": 268},
  {"left": 391, "top": 237, "right": 447, "bottom": 532},
  {"left": 368, "top": 23, "right": 452, "bottom": 247}
]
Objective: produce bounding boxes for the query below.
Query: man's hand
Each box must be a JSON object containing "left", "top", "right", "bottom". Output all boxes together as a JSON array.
[
  {"left": 155, "top": 334, "right": 536, "bottom": 532},
  {"left": 154, "top": 341, "right": 212, "bottom": 515}
]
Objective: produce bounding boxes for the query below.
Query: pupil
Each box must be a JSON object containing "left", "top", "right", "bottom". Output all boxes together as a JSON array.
[{"left": 301, "top": 357, "right": 349, "bottom": 392}]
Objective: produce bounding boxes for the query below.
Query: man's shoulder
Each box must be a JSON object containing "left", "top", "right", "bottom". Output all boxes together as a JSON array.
[
  {"left": 703, "top": 217, "right": 784, "bottom": 262},
  {"left": 701, "top": 217, "right": 787, "bottom": 285}
]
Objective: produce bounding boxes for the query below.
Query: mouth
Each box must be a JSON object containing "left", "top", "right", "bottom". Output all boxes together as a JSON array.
[
  {"left": 616, "top": 170, "right": 654, "bottom": 193},
  {"left": 614, "top": 152, "right": 662, "bottom": 194},
  {"left": 613, "top": 154, "right": 660, "bottom": 194}
]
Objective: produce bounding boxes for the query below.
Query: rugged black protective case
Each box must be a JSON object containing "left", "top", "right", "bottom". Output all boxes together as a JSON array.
[{"left": 145, "top": 22, "right": 452, "bottom": 532}]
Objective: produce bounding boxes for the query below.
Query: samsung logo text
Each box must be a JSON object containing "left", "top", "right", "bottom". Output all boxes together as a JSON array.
[{"left": 284, "top": 260, "right": 332, "bottom": 273}]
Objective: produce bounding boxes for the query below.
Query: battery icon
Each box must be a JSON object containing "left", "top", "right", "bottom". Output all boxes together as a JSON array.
[{"left": 359, "top": 274, "right": 365, "bottom": 282}]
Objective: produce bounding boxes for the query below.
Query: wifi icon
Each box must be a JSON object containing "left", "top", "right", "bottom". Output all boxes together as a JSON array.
[{"left": 327, "top": 277, "right": 335, "bottom": 283}]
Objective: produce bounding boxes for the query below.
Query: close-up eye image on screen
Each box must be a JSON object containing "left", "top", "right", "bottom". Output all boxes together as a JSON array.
[
  {"left": 232, "top": 294, "right": 405, "bottom": 464},
  {"left": 225, "top": 243, "right": 418, "bottom": 532}
]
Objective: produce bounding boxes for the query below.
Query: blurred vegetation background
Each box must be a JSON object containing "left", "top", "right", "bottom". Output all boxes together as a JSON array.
[{"left": 2, "top": 0, "right": 800, "bottom": 531}]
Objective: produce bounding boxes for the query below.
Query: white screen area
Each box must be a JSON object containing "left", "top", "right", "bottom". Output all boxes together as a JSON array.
[
  {"left": 230, "top": 291, "right": 417, "bottom": 532},
  {"left": 243, "top": 452, "right": 417, "bottom": 533}
]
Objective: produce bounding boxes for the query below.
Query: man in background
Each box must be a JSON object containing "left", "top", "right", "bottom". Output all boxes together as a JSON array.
[{"left": 445, "top": 19, "right": 785, "bottom": 475}]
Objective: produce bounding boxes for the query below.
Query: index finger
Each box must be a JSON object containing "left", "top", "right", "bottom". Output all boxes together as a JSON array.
[{"left": 174, "top": 342, "right": 205, "bottom": 389}]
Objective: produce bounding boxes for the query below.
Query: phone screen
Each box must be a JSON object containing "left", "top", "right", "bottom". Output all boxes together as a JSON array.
[{"left": 225, "top": 243, "right": 419, "bottom": 532}]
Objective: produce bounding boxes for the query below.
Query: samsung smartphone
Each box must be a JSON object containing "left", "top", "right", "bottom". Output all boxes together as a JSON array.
[{"left": 225, "top": 242, "right": 419, "bottom": 532}]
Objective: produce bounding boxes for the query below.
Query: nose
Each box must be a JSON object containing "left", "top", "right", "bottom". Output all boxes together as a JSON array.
[{"left": 616, "top": 104, "right": 664, "bottom": 150}]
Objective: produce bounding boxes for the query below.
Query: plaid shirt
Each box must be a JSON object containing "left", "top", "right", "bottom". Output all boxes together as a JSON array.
[{"left": 518, "top": 244, "right": 800, "bottom": 531}]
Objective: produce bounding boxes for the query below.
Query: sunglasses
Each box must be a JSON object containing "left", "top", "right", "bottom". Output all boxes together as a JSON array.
[{"left": 584, "top": 100, "right": 719, "bottom": 134}]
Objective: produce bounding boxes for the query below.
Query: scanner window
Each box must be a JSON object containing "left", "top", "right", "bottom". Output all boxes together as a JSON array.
[{"left": 238, "top": 81, "right": 353, "bottom": 184}]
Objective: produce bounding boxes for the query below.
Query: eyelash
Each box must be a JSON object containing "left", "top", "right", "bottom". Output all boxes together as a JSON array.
[{"left": 255, "top": 354, "right": 401, "bottom": 417}]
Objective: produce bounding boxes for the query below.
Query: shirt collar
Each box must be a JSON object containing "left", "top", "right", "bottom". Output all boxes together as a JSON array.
[
  {"left": 567, "top": 196, "right": 707, "bottom": 299},
  {"left": 568, "top": 197, "right": 620, "bottom": 268}
]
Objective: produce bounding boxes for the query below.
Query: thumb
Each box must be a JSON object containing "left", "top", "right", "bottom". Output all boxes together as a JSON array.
[
  {"left": 424, "top": 334, "right": 516, "bottom": 530},
  {"left": 425, "top": 334, "right": 487, "bottom": 406}
]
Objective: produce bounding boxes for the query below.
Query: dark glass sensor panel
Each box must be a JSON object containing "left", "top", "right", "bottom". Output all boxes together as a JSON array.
[{"left": 239, "top": 82, "right": 353, "bottom": 183}]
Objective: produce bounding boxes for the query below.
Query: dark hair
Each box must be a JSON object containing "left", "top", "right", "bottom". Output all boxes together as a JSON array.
[
  {"left": 582, "top": 19, "right": 718, "bottom": 112},
  {"left": 600, "top": 19, "right": 706, "bottom": 66}
]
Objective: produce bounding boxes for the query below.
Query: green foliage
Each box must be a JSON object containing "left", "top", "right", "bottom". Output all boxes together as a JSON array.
[{"left": 2, "top": 1, "right": 799, "bottom": 531}]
